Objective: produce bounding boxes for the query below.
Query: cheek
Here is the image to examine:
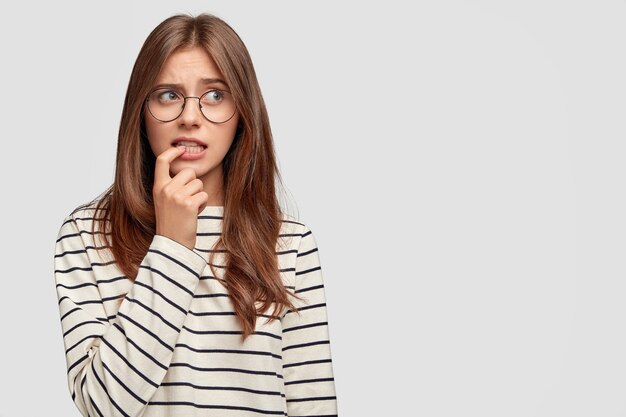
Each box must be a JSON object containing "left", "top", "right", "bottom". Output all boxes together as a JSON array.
[
  {"left": 144, "top": 116, "right": 165, "bottom": 152},
  {"left": 219, "top": 123, "right": 239, "bottom": 152}
]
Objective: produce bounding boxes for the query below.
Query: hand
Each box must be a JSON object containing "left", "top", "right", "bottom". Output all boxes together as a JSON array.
[{"left": 153, "top": 146, "right": 209, "bottom": 251}]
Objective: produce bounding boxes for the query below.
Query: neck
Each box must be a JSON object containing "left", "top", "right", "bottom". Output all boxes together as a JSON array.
[{"left": 200, "top": 164, "right": 225, "bottom": 206}]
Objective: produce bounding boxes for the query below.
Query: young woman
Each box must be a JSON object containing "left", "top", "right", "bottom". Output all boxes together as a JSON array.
[{"left": 54, "top": 13, "right": 338, "bottom": 417}]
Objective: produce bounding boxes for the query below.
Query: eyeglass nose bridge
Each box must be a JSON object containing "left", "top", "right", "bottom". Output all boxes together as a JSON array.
[{"left": 179, "top": 95, "right": 204, "bottom": 117}]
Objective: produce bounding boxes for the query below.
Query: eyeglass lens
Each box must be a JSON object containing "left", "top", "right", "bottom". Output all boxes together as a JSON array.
[{"left": 147, "top": 88, "right": 236, "bottom": 123}]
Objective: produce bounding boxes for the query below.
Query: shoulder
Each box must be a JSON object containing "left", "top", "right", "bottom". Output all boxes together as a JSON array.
[
  {"left": 278, "top": 211, "right": 317, "bottom": 253},
  {"left": 279, "top": 211, "right": 313, "bottom": 237},
  {"left": 61, "top": 197, "right": 109, "bottom": 236}
]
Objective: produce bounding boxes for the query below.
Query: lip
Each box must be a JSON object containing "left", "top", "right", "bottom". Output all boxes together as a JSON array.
[
  {"left": 177, "top": 147, "right": 207, "bottom": 161},
  {"left": 171, "top": 136, "right": 207, "bottom": 147}
]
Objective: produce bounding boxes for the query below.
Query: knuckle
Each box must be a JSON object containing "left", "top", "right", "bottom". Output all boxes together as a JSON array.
[
  {"left": 183, "top": 200, "right": 195, "bottom": 210},
  {"left": 162, "top": 184, "right": 173, "bottom": 197},
  {"left": 174, "top": 193, "right": 185, "bottom": 204}
]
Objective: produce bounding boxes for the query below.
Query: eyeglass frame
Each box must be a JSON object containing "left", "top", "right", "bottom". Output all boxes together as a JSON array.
[{"left": 144, "top": 86, "right": 238, "bottom": 124}]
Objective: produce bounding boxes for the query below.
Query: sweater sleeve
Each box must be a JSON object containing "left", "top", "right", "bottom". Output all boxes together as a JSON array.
[
  {"left": 281, "top": 226, "right": 339, "bottom": 417},
  {"left": 54, "top": 214, "right": 207, "bottom": 417}
]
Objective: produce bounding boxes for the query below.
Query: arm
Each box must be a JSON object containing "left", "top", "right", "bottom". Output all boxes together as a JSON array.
[
  {"left": 54, "top": 214, "right": 206, "bottom": 417},
  {"left": 281, "top": 226, "right": 339, "bottom": 417}
]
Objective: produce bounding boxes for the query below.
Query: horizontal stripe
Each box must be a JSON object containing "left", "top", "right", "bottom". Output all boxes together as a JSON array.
[
  {"left": 193, "top": 292, "right": 229, "bottom": 298},
  {"left": 146, "top": 401, "right": 286, "bottom": 415},
  {"left": 58, "top": 295, "right": 103, "bottom": 306},
  {"left": 282, "top": 219, "right": 305, "bottom": 226},
  {"left": 63, "top": 320, "right": 103, "bottom": 338},
  {"left": 182, "top": 326, "right": 282, "bottom": 340},
  {"left": 60, "top": 306, "right": 81, "bottom": 321},
  {"left": 195, "top": 247, "right": 228, "bottom": 253},
  {"left": 286, "top": 395, "right": 337, "bottom": 403},
  {"left": 90, "top": 260, "right": 118, "bottom": 267},
  {"left": 284, "top": 377, "right": 334, "bottom": 386},
  {"left": 55, "top": 248, "right": 89, "bottom": 258},
  {"left": 187, "top": 309, "right": 281, "bottom": 319},
  {"left": 96, "top": 276, "right": 128, "bottom": 284},
  {"left": 295, "top": 284, "right": 324, "bottom": 294},
  {"left": 198, "top": 214, "right": 223, "bottom": 220},
  {"left": 55, "top": 265, "right": 94, "bottom": 274},
  {"left": 169, "top": 362, "right": 283, "bottom": 378},
  {"left": 65, "top": 334, "right": 101, "bottom": 355},
  {"left": 188, "top": 310, "right": 236, "bottom": 316},
  {"left": 75, "top": 215, "right": 107, "bottom": 222},
  {"left": 67, "top": 353, "right": 88, "bottom": 374},
  {"left": 159, "top": 381, "right": 284, "bottom": 396},
  {"left": 295, "top": 266, "right": 321, "bottom": 276},
  {"left": 56, "top": 282, "right": 97, "bottom": 290},
  {"left": 284, "top": 303, "right": 327, "bottom": 315},
  {"left": 56, "top": 229, "right": 109, "bottom": 243},
  {"left": 282, "top": 321, "right": 328, "bottom": 333},
  {"left": 196, "top": 248, "right": 300, "bottom": 257},
  {"left": 175, "top": 343, "right": 282, "bottom": 359},
  {"left": 296, "top": 247, "right": 318, "bottom": 257},
  {"left": 282, "top": 340, "right": 330, "bottom": 352},
  {"left": 198, "top": 274, "right": 218, "bottom": 281},
  {"left": 282, "top": 358, "right": 332, "bottom": 369},
  {"left": 101, "top": 293, "right": 125, "bottom": 302}
]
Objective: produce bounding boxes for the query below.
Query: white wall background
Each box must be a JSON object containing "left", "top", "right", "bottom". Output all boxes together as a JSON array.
[{"left": 1, "top": 1, "right": 625, "bottom": 416}]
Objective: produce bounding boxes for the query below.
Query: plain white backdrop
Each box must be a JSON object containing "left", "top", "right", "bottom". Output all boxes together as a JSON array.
[{"left": 1, "top": 1, "right": 626, "bottom": 416}]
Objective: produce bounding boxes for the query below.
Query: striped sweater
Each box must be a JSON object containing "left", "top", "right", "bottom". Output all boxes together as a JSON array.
[{"left": 53, "top": 201, "right": 338, "bottom": 417}]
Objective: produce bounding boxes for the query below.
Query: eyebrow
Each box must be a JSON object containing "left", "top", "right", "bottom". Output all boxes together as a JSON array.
[{"left": 153, "top": 78, "right": 228, "bottom": 90}]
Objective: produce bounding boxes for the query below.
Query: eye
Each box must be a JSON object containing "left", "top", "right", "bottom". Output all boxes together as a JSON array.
[
  {"left": 202, "top": 89, "right": 225, "bottom": 105},
  {"left": 156, "top": 89, "right": 181, "bottom": 103}
]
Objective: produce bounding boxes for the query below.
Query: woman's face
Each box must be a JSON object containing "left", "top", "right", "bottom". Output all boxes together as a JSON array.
[{"left": 144, "top": 46, "right": 240, "bottom": 199}]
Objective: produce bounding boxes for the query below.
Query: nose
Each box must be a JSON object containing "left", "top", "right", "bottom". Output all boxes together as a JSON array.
[{"left": 178, "top": 97, "right": 203, "bottom": 127}]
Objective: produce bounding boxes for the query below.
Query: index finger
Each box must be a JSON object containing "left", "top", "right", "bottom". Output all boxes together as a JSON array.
[{"left": 154, "top": 146, "right": 185, "bottom": 187}]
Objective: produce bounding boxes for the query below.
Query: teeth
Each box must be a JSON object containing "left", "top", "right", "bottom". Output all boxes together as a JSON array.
[
  {"left": 180, "top": 145, "right": 204, "bottom": 154},
  {"left": 175, "top": 141, "right": 205, "bottom": 147}
]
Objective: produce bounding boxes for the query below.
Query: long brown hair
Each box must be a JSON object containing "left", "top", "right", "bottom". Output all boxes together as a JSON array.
[{"left": 88, "top": 13, "right": 302, "bottom": 341}]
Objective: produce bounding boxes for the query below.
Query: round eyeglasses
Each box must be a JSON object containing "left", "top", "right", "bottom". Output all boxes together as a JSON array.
[{"left": 145, "top": 87, "right": 237, "bottom": 124}]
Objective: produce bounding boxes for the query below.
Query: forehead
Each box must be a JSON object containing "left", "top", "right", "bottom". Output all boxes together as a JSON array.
[{"left": 154, "top": 46, "right": 226, "bottom": 88}]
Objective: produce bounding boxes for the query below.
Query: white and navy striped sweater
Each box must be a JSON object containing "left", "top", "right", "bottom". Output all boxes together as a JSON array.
[{"left": 54, "top": 201, "right": 338, "bottom": 417}]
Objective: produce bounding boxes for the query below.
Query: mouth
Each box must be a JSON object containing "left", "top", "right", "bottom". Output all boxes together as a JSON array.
[{"left": 171, "top": 137, "right": 208, "bottom": 149}]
